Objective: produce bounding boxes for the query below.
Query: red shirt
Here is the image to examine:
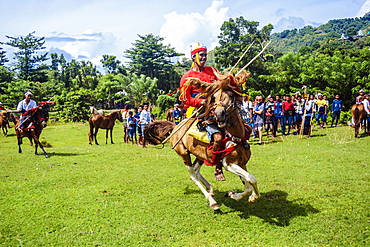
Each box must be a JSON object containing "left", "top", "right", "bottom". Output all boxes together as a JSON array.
[
  {"left": 282, "top": 100, "right": 295, "bottom": 112},
  {"left": 180, "top": 67, "right": 219, "bottom": 108}
]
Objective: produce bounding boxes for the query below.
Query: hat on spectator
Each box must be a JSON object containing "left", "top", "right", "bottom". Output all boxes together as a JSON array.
[{"left": 24, "top": 91, "right": 33, "bottom": 96}]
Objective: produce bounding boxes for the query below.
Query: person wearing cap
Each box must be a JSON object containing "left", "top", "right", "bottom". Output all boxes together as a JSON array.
[
  {"left": 265, "top": 95, "right": 275, "bottom": 111},
  {"left": 16, "top": 91, "right": 38, "bottom": 129},
  {"left": 356, "top": 89, "right": 365, "bottom": 104},
  {"left": 172, "top": 103, "right": 182, "bottom": 125},
  {"left": 179, "top": 42, "right": 226, "bottom": 181},
  {"left": 315, "top": 93, "right": 327, "bottom": 129},
  {"left": 17, "top": 91, "right": 37, "bottom": 113}
]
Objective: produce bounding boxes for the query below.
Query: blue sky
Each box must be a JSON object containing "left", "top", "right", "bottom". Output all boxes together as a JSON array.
[{"left": 1, "top": 0, "right": 369, "bottom": 67}]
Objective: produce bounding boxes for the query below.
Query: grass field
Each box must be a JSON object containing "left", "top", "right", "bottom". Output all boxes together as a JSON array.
[{"left": 0, "top": 122, "right": 369, "bottom": 246}]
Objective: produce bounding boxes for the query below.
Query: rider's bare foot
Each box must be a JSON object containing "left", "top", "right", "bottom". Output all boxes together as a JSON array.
[{"left": 215, "top": 168, "right": 226, "bottom": 181}]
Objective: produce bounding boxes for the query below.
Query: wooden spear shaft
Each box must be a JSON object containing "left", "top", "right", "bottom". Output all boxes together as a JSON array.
[
  {"left": 236, "top": 40, "right": 272, "bottom": 76},
  {"left": 171, "top": 117, "right": 198, "bottom": 149},
  {"left": 230, "top": 41, "right": 255, "bottom": 72},
  {"left": 161, "top": 105, "right": 204, "bottom": 144},
  {"left": 299, "top": 87, "right": 308, "bottom": 139}
]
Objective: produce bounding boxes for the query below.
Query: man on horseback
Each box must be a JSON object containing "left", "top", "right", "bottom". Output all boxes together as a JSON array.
[
  {"left": 16, "top": 91, "right": 38, "bottom": 131},
  {"left": 179, "top": 42, "right": 226, "bottom": 181}
]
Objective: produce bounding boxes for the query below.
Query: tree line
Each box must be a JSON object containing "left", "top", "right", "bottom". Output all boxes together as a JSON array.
[{"left": 0, "top": 14, "right": 369, "bottom": 121}]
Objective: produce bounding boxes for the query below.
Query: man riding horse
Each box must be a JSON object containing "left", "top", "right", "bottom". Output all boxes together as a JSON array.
[
  {"left": 17, "top": 91, "right": 38, "bottom": 131},
  {"left": 179, "top": 42, "right": 227, "bottom": 181}
]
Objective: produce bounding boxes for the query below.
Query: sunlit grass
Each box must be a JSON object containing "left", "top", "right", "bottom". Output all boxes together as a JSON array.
[{"left": 0, "top": 123, "right": 369, "bottom": 246}]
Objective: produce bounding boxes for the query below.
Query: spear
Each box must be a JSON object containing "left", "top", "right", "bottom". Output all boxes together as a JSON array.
[
  {"left": 230, "top": 41, "right": 255, "bottom": 73},
  {"left": 236, "top": 40, "right": 272, "bottom": 76},
  {"left": 161, "top": 105, "right": 204, "bottom": 145},
  {"left": 299, "top": 86, "right": 307, "bottom": 139}
]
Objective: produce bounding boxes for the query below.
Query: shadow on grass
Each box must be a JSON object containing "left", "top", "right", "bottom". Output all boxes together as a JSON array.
[
  {"left": 357, "top": 132, "right": 370, "bottom": 138},
  {"left": 47, "top": 152, "right": 83, "bottom": 156},
  {"left": 310, "top": 133, "right": 327, "bottom": 138},
  {"left": 215, "top": 189, "right": 319, "bottom": 226}
]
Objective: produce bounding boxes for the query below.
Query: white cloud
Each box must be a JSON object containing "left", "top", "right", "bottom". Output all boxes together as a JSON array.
[
  {"left": 160, "top": 0, "right": 229, "bottom": 56},
  {"left": 274, "top": 16, "right": 306, "bottom": 33},
  {"left": 356, "top": 0, "right": 370, "bottom": 16},
  {"left": 43, "top": 30, "right": 119, "bottom": 64}
]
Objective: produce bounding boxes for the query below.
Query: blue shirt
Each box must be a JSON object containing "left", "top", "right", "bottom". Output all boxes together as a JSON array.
[
  {"left": 172, "top": 108, "right": 181, "bottom": 118},
  {"left": 127, "top": 116, "right": 136, "bottom": 132},
  {"left": 274, "top": 101, "right": 283, "bottom": 117},
  {"left": 331, "top": 99, "right": 343, "bottom": 112}
]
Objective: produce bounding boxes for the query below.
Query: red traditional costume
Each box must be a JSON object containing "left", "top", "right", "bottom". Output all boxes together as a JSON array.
[{"left": 179, "top": 67, "right": 220, "bottom": 108}]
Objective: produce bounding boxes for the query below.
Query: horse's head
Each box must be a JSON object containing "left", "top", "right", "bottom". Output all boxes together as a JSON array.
[
  {"left": 116, "top": 111, "right": 124, "bottom": 122},
  {"left": 186, "top": 73, "right": 247, "bottom": 128},
  {"left": 37, "top": 102, "right": 55, "bottom": 128}
]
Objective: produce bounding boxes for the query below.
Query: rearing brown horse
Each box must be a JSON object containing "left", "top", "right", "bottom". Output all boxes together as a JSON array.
[
  {"left": 88, "top": 111, "right": 123, "bottom": 145},
  {"left": 14, "top": 102, "right": 55, "bottom": 158},
  {"left": 145, "top": 74, "right": 259, "bottom": 210}
]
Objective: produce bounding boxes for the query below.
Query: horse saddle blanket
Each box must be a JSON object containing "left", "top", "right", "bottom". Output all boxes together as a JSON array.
[{"left": 186, "top": 121, "right": 210, "bottom": 144}]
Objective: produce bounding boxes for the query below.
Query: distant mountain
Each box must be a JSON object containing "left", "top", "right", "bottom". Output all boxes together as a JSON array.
[{"left": 271, "top": 12, "right": 370, "bottom": 54}]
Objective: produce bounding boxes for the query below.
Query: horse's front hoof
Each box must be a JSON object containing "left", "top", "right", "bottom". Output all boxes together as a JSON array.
[{"left": 210, "top": 203, "right": 219, "bottom": 210}]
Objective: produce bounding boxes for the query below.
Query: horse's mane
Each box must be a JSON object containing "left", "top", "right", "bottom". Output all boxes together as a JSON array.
[{"left": 186, "top": 73, "right": 248, "bottom": 116}]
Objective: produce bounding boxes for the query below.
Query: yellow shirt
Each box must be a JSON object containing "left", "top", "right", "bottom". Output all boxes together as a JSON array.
[
  {"left": 315, "top": 99, "right": 327, "bottom": 107},
  {"left": 315, "top": 99, "right": 327, "bottom": 113}
]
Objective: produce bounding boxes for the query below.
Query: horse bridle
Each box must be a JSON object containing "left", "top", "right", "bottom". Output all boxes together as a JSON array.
[{"left": 211, "top": 92, "right": 238, "bottom": 120}]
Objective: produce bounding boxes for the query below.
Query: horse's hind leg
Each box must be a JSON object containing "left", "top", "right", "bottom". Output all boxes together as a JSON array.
[
  {"left": 37, "top": 141, "right": 49, "bottom": 158},
  {"left": 110, "top": 128, "right": 114, "bottom": 144},
  {"left": 17, "top": 137, "right": 22, "bottom": 153},
  {"left": 33, "top": 133, "right": 49, "bottom": 158},
  {"left": 94, "top": 127, "right": 100, "bottom": 145},
  {"left": 224, "top": 161, "right": 260, "bottom": 203}
]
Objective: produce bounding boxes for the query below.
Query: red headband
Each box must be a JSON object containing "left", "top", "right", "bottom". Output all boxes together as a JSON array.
[{"left": 191, "top": 47, "right": 207, "bottom": 56}]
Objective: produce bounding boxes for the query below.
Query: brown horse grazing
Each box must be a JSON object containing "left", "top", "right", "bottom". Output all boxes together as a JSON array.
[
  {"left": 145, "top": 74, "right": 259, "bottom": 210},
  {"left": 14, "top": 102, "right": 55, "bottom": 158},
  {"left": 88, "top": 111, "right": 123, "bottom": 145},
  {"left": 351, "top": 104, "right": 369, "bottom": 138}
]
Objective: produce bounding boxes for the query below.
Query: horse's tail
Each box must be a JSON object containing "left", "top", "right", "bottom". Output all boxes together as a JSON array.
[
  {"left": 144, "top": 120, "right": 176, "bottom": 145},
  {"left": 354, "top": 107, "right": 360, "bottom": 125}
]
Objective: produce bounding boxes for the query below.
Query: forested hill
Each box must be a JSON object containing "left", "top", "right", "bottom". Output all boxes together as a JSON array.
[{"left": 271, "top": 12, "right": 370, "bottom": 54}]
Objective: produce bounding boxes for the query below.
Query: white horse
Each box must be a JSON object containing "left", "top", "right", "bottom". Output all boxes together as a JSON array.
[{"left": 89, "top": 106, "right": 105, "bottom": 116}]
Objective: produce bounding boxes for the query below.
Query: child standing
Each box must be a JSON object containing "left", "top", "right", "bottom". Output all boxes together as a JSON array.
[
  {"left": 127, "top": 111, "right": 137, "bottom": 145},
  {"left": 264, "top": 106, "right": 274, "bottom": 138}
]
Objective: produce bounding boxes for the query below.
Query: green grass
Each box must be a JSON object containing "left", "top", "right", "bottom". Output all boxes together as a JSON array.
[{"left": 0, "top": 123, "right": 369, "bottom": 246}]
